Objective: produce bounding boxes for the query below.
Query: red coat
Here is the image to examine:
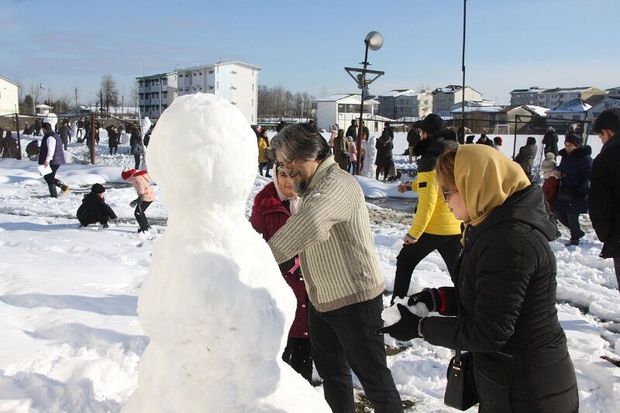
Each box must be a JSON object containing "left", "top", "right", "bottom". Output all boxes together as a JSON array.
[
  {"left": 250, "top": 182, "right": 309, "bottom": 338},
  {"left": 542, "top": 176, "right": 560, "bottom": 212}
]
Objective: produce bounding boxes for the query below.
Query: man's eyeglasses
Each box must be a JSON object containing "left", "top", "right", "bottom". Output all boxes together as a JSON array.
[
  {"left": 441, "top": 189, "right": 457, "bottom": 202},
  {"left": 275, "top": 159, "right": 296, "bottom": 169}
]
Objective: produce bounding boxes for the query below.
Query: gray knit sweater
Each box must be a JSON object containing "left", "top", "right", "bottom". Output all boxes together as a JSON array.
[{"left": 268, "top": 156, "right": 384, "bottom": 312}]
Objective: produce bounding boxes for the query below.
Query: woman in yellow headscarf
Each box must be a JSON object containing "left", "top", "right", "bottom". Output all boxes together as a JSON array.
[{"left": 380, "top": 145, "right": 578, "bottom": 412}]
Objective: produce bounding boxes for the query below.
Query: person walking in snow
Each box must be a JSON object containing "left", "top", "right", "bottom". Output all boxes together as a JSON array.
[
  {"left": 542, "top": 126, "right": 559, "bottom": 157},
  {"left": 345, "top": 119, "right": 357, "bottom": 141},
  {"left": 0, "top": 131, "right": 19, "bottom": 159},
  {"left": 77, "top": 183, "right": 118, "bottom": 228},
  {"left": 514, "top": 136, "right": 538, "bottom": 181},
  {"left": 38, "top": 122, "right": 70, "bottom": 198},
  {"left": 257, "top": 127, "right": 271, "bottom": 177},
  {"left": 346, "top": 136, "right": 357, "bottom": 174},
  {"left": 129, "top": 126, "right": 143, "bottom": 169},
  {"left": 393, "top": 113, "right": 462, "bottom": 303},
  {"left": 250, "top": 165, "right": 312, "bottom": 382},
  {"left": 375, "top": 123, "right": 394, "bottom": 181},
  {"left": 107, "top": 125, "right": 120, "bottom": 155},
  {"left": 589, "top": 108, "right": 620, "bottom": 292},
  {"left": 556, "top": 133, "right": 592, "bottom": 246},
  {"left": 332, "top": 129, "right": 349, "bottom": 170},
  {"left": 58, "top": 121, "right": 71, "bottom": 150},
  {"left": 122, "top": 168, "right": 155, "bottom": 233},
  {"left": 380, "top": 144, "right": 579, "bottom": 413},
  {"left": 266, "top": 123, "right": 403, "bottom": 412},
  {"left": 407, "top": 123, "right": 421, "bottom": 163}
]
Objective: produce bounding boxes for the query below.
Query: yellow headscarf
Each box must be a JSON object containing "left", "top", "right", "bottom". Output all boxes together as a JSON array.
[{"left": 455, "top": 145, "right": 530, "bottom": 226}]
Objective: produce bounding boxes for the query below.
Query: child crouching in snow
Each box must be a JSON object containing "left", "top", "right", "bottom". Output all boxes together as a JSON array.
[
  {"left": 122, "top": 168, "right": 155, "bottom": 233},
  {"left": 77, "top": 183, "right": 118, "bottom": 228}
]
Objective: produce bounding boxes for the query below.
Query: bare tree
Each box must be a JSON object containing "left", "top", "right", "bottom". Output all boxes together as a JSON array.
[{"left": 100, "top": 75, "right": 119, "bottom": 110}]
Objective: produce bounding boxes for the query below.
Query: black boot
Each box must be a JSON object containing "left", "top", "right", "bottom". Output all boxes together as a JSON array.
[{"left": 48, "top": 183, "right": 58, "bottom": 198}]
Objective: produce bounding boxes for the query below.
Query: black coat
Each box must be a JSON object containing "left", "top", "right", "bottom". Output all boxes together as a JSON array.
[
  {"left": 413, "top": 134, "right": 457, "bottom": 172},
  {"left": 374, "top": 134, "right": 394, "bottom": 167},
  {"left": 423, "top": 186, "right": 578, "bottom": 412},
  {"left": 542, "top": 131, "right": 559, "bottom": 157},
  {"left": 556, "top": 146, "right": 592, "bottom": 214},
  {"left": 589, "top": 134, "right": 620, "bottom": 257},
  {"left": 77, "top": 193, "right": 117, "bottom": 226},
  {"left": 514, "top": 143, "right": 537, "bottom": 179}
]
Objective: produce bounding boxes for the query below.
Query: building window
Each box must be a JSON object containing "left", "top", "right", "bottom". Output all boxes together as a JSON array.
[
  {"left": 208, "top": 70, "right": 214, "bottom": 74},
  {"left": 231, "top": 70, "right": 237, "bottom": 74},
  {"left": 231, "top": 85, "right": 237, "bottom": 90}
]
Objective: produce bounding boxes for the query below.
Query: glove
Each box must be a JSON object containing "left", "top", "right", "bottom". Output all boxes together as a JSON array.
[
  {"left": 407, "top": 288, "right": 440, "bottom": 313},
  {"left": 129, "top": 197, "right": 140, "bottom": 207},
  {"left": 377, "top": 304, "right": 423, "bottom": 341}
]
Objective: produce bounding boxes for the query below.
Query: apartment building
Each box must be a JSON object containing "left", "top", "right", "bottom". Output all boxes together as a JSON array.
[{"left": 137, "top": 61, "right": 260, "bottom": 124}]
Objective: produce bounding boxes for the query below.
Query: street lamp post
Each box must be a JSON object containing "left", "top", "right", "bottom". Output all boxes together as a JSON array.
[{"left": 345, "top": 31, "right": 384, "bottom": 175}]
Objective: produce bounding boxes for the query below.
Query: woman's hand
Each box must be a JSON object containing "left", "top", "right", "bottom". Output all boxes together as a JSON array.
[{"left": 403, "top": 234, "right": 417, "bottom": 245}]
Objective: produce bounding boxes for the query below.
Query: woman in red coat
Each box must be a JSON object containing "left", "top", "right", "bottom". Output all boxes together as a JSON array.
[{"left": 250, "top": 166, "right": 312, "bottom": 382}]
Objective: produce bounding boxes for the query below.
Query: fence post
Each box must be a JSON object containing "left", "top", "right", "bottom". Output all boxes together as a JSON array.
[
  {"left": 90, "top": 113, "right": 96, "bottom": 164},
  {"left": 14, "top": 113, "right": 22, "bottom": 160}
]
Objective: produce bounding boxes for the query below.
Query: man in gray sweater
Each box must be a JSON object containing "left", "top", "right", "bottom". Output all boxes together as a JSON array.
[{"left": 267, "top": 123, "right": 403, "bottom": 413}]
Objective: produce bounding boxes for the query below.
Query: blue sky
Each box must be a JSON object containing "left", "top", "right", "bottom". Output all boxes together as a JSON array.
[{"left": 2, "top": 0, "right": 619, "bottom": 105}]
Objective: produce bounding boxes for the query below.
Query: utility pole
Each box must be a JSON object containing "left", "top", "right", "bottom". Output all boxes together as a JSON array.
[
  {"left": 99, "top": 89, "right": 103, "bottom": 118},
  {"left": 74, "top": 88, "right": 78, "bottom": 115}
]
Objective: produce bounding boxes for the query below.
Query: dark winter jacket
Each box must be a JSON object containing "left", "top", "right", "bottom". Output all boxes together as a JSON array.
[
  {"left": 423, "top": 185, "right": 578, "bottom": 413},
  {"left": 332, "top": 135, "right": 348, "bottom": 170},
  {"left": 413, "top": 134, "right": 457, "bottom": 172},
  {"left": 345, "top": 124, "right": 357, "bottom": 140},
  {"left": 514, "top": 143, "right": 538, "bottom": 179},
  {"left": 129, "top": 131, "right": 143, "bottom": 156},
  {"left": 77, "top": 193, "right": 117, "bottom": 226},
  {"left": 542, "top": 131, "right": 559, "bottom": 157},
  {"left": 250, "top": 182, "right": 309, "bottom": 338},
  {"left": 407, "top": 128, "right": 420, "bottom": 147},
  {"left": 58, "top": 125, "right": 71, "bottom": 144},
  {"left": 107, "top": 126, "right": 119, "bottom": 148},
  {"left": 556, "top": 146, "right": 592, "bottom": 215},
  {"left": 38, "top": 133, "right": 65, "bottom": 165},
  {"left": 589, "top": 134, "right": 620, "bottom": 257},
  {"left": 374, "top": 133, "right": 394, "bottom": 167},
  {"left": 0, "top": 135, "right": 18, "bottom": 159}
]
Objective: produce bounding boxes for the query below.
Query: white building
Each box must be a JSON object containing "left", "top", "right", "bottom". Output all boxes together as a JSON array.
[
  {"left": 137, "top": 61, "right": 260, "bottom": 124},
  {"left": 432, "top": 85, "right": 482, "bottom": 117},
  {"left": 0, "top": 75, "right": 19, "bottom": 116},
  {"left": 314, "top": 94, "right": 389, "bottom": 134},
  {"left": 377, "top": 89, "right": 433, "bottom": 120},
  {"left": 509, "top": 87, "right": 546, "bottom": 106},
  {"left": 546, "top": 98, "right": 592, "bottom": 122},
  {"left": 537, "top": 86, "right": 606, "bottom": 109}
]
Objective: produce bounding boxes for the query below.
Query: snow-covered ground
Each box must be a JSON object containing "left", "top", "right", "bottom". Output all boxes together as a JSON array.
[{"left": 0, "top": 137, "right": 619, "bottom": 412}]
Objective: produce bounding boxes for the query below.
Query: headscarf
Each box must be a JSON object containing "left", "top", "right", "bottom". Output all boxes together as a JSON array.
[
  {"left": 271, "top": 166, "right": 299, "bottom": 215},
  {"left": 455, "top": 144, "right": 530, "bottom": 226}
]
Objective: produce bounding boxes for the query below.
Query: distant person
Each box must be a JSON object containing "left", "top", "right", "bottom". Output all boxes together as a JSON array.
[
  {"left": 250, "top": 165, "right": 312, "bottom": 382},
  {"left": 77, "top": 183, "right": 118, "bottom": 228},
  {"left": 465, "top": 134, "right": 475, "bottom": 144},
  {"left": 556, "top": 133, "right": 592, "bottom": 246},
  {"left": 332, "top": 129, "right": 349, "bottom": 170},
  {"left": 58, "top": 121, "right": 71, "bottom": 150},
  {"left": 456, "top": 125, "right": 465, "bottom": 144},
  {"left": 257, "top": 127, "right": 271, "bottom": 177},
  {"left": 514, "top": 136, "right": 538, "bottom": 181},
  {"left": 129, "top": 126, "right": 143, "bottom": 169},
  {"left": 38, "top": 122, "right": 70, "bottom": 198},
  {"left": 476, "top": 133, "right": 496, "bottom": 148},
  {"left": 407, "top": 123, "right": 421, "bottom": 162},
  {"left": 77, "top": 118, "right": 85, "bottom": 141},
  {"left": 542, "top": 126, "right": 559, "bottom": 157},
  {"left": 393, "top": 113, "right": 461, "bottom": 302},
  {"left": 0, "top": 131, "right": 19, "bottom": 159},
  {"left": 25, "top": 139, "right": 39, "bottom": 160},
  {"left": 493, "top": 136, "right": 503, "bottom": 147},
  {"left": 589, "top": 108, "right": 620, "bottom": 292},
  {"left": 122, "top": 168, "right": 155, "bottom": 233},
  {"left": 375, "top": 123, "right": 394, "bottom": 181},
  {"left": 107, "top": 125, "right": 120, "bottom": 155},
  {"left": 347, "top": 136, "right": 357, "bottom": 174},
  {"left": 542, "top": 152, "right": 561, "bottom": 239},
  {"left": 328, "top": 124, "right": 338, "bottom": 153},
  {"left": 345, "top": 119, "right": 357, "bottom": 140}
]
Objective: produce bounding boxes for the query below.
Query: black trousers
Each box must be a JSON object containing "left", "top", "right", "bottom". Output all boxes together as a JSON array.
[
  {"left": 614, "top": 258, "right": 620, "bottom": 293},
  {"left": 133, "top": 154, "right": 141, "bottom": 169},
  {"left": 309, "top": 295, "right": 403, "bottom": 413},
  {"left": 282, "top": 337, "right": 312, "bottom": 383},
  {"left": 556, "top": 211, "right": 585, "bottom": 242},
  {"left": 43, "top": 164, "right": 66, "bottom": 198},
  {"left": 134, "top": 201, "right": 152, "bottom": 231},
  {"left": 392, "top": 233, "right": 461, "bottom": 301}
]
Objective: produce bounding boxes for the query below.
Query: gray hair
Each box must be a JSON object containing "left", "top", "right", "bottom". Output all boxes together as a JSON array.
[{"left": 268, "top": 123, "right": 330, "bottom": 163}]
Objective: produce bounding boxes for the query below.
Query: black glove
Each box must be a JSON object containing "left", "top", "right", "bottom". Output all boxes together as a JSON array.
[
  {"left": 407, "top": 288, "right": 440, "bottom": 312},
  {"left": 129, "top": 197, "right": 141, "bottom": 207},
  {"left": 377, "top": 304, "right": 423, "bottom": 341}
]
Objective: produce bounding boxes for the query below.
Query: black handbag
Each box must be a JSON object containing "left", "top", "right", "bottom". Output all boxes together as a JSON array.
[{"left": 444, "top": 350, "right": 479, "bottom": 410}]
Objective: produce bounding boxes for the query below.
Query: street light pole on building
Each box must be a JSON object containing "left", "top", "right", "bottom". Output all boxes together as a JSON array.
[{"left": 344, "top": 31, "right": 384, "bottom": 175}]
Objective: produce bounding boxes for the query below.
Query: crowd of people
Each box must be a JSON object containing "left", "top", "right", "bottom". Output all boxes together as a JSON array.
[{"left": 248, "top": 108, "right": 620, "bottom": 413}]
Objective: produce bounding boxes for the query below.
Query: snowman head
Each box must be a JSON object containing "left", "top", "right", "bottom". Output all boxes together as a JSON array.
[{"left": 147, "top": 93, "right": 257, "bottom": 216}]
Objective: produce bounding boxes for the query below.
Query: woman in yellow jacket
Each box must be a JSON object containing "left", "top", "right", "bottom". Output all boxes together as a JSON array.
[
  {"left": 257, "top": 127, "right": 271, "bottom": 177},
  {"left": 392, "top": 114, "right": 462, "bottom": 302}
]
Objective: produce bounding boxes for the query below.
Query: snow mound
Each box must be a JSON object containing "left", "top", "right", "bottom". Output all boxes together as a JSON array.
[{"left": 122, "top": 93, "right": 329, "bottom": 412}]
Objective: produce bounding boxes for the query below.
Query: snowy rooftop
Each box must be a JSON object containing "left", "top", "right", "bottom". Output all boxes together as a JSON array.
[
  {"left": 548, "top": 98, "right": 592, "bottom": 113},
  {"left": 378, "top": 89, "right": 418, "bottom": 98},
  {"left": 314, "top": 94, "right": 379, "bottom": 105}
]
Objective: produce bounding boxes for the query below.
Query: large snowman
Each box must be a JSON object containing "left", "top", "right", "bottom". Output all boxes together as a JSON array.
[{"left": 122, "top": 94, "right": 329, "bottom": 412}]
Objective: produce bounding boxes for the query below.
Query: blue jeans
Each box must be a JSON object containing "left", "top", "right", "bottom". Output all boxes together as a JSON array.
[{"left": 309, "top": 295, "right": 403, "bottom": 413}]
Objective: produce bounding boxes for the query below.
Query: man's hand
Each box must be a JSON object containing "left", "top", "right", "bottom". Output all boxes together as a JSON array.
[
  {"left": 377, "top": 304, "right": 423, "bottom": 341},
  {"left": 44, "top": 161, "right": 49, "bottom": 167},
  {"left": 403, "top": 234, "right": 417, "bottom": 245}
]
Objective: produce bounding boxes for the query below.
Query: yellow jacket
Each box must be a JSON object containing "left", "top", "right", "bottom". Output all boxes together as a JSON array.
[
  {"left": 258, "top": 137, "right": 269, "bottom": 163},
  {"left": 408, "top": 169, "right": 462, "bottom": 239}
]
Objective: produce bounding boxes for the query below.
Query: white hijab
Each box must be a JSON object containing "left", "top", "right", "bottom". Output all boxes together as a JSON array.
[{"left": 272, "top": 166, "right": 299, "bottom": 215}]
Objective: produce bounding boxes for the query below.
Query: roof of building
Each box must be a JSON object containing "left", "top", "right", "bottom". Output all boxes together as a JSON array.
[
  {"left": 589, "top": 96, "right": 620, "bottom": 109},
  {"left": 540, "top": 86, "right": 597, "bottom": 94},
  {"left": 433, "top": 84, "right": 481, "bottom": 95},
  {"left": 314, "top": 94, "right": 379, "bottom": 105},
  {"left": 180, "top": 61, "right": 261, "bottom": 71},
  {"left": 547, "top": 98, "right": 592, "bottom": 113},
  {"left": 378, "top": 89, "right": 417, "bottom": 97},
  {"left": 509, "top": 87, "right": 545, "bottom": 94},
  {"left": 0, "top": 75, "right": 20, "bottom": 87}
]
